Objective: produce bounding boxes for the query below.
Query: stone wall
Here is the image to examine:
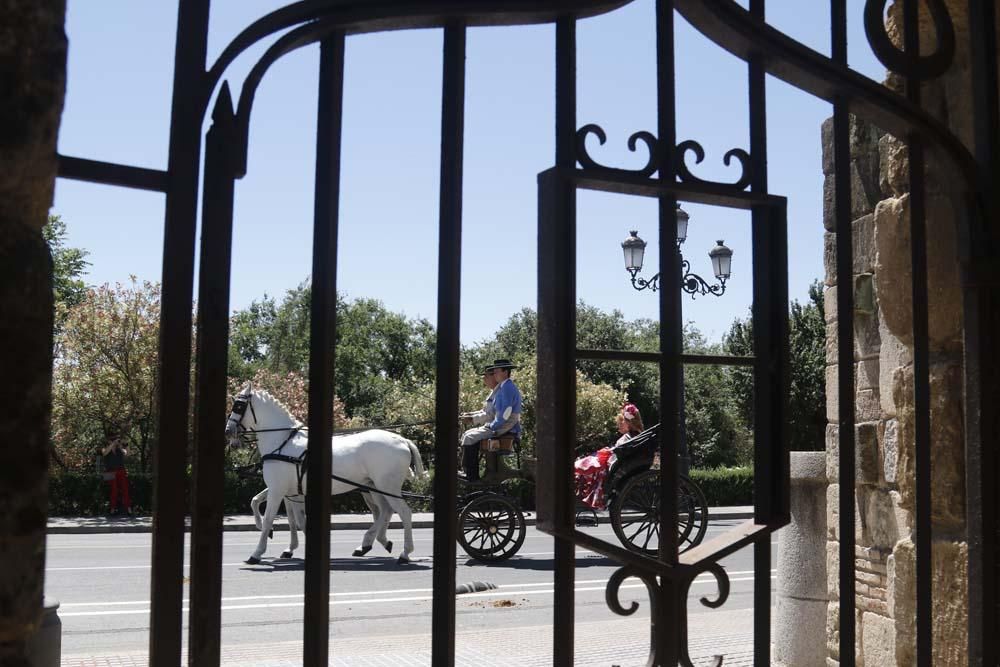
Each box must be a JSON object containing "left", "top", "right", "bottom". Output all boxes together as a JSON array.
[
  {"left": 822, "top": 2, "right": 975, "bottom": 665},
  {"left": 0, "top": 1, "right": 66, "bottom": 664}
]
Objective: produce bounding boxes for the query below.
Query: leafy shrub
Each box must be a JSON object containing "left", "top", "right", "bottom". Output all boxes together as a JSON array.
[{"left": 688, "top": 466, "right": 754, "bottom": 507}]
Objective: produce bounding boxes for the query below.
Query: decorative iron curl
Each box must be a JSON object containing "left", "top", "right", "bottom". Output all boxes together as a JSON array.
[
  {"left": 681, "top": 258, "right": 727, "bottom": 299},
  {"left": 675, "top": 140, "right": 751, "bottom": 190},
  {"left": 863, "top": 0, "right": 955, "bottom": 81},
  {"left": 576, "top": 124, "right": 659, "bottom": 178},
  {"left": 605, "top": 566, "right": 662, "bottom": 666},
  {"left": 678, "top": 563, "right": 732, "bottom": 667}
]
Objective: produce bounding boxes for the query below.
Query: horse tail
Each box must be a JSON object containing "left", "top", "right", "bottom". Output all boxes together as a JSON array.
[{"left": 406, "top": 439, "right": 427, "bottom": 478}]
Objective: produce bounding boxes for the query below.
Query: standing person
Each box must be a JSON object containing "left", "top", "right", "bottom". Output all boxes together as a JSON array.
[
  {"left": 615, "top": 403, "right": 644, "bottom": 445},
  {"left": 460, "top": 363, "right": 498, "bottom": 427},
  {"left": 459, "top": 359, "right": 522, "bottom": 481},
  {"left": 101, "top": 430, "right": 132, "bottom": 516}
]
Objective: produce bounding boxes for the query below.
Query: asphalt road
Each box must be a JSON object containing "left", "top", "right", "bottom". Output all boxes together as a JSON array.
[{"left": 47, "top": 519, "right": 775, "bottom": 661}]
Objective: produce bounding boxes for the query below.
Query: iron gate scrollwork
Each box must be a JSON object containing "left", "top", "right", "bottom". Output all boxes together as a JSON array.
[{"left": 54, "top": 0, "right": 998, "bottom": 665}]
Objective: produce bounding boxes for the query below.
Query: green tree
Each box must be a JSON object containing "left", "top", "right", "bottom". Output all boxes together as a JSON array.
[
  {"left": 52, "top": 279, "right": 161, "bottom": 471},
  {"left": 43, "top": 214, "right": 90, "bottom": 332},
  {"left": 724, "top": 280, "right": 827, "bottom": 451},
  {"left": 227, "top": 283, "right": 437, "bottom": 420}
]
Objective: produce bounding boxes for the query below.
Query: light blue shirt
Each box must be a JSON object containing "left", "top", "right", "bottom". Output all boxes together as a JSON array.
[{"left": 488, "top": 378, "right": 522, "bottom": 436}]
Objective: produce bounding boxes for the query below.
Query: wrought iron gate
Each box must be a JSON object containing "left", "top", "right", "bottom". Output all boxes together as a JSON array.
[{"left": 56, "top": 1, "right": 998, "bottom": 665}]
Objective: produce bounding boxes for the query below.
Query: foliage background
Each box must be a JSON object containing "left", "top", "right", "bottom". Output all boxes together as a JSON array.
[{"left": 46, "top": 220, "right": 826, "bottom": 514}]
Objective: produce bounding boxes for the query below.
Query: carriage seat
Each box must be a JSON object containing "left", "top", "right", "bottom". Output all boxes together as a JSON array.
[{"left": 480, "top": 436, "right": 517, "bottom": 455}]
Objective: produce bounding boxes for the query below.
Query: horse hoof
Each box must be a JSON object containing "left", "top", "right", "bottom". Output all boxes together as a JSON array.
[
  {"left": 397, "top": 555, "right": 410, "bottom": 565},
  {"left": 383, "top": 541, "right": 393, "bottom": 554},
  {"left": 280, "top": 551, "right": 293, "bottom": 559},
  {"left": 352, "top": 545, "right": 372, "bottom": 557},
  {"left": 245, "top": 556, "right": 261, "bottom": 565}
]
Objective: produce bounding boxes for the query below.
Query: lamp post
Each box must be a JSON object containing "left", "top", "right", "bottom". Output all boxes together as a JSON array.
[
  {"left": 620, "top": 204, "right": 734, "bottom": 475},
  {"left": 621, "top": 207, "right": 732, "bottom": 297}
]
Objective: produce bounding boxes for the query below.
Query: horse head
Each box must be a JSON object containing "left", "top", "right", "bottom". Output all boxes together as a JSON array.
[{"left": 225, "top": 382, "right": 257, "bottom": 447}]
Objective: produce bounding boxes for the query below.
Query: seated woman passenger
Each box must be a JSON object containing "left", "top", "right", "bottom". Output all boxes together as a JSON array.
[{"left": 574, "top": 403, "right": 644, "bottom": 509}]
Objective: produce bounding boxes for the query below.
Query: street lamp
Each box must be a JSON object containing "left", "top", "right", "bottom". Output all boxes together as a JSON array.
[{"left": 621, "top": 205, "right": 733, "bottom": 298}]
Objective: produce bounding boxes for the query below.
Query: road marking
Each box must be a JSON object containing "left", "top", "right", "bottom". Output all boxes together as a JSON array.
[{"left": 57, "top": 572, "right": 777, "bottom": 617}]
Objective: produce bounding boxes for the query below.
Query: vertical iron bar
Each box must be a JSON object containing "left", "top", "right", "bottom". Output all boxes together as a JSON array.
[
  {"left": 747, "top": 1, "right": 774, "bottom": 663},
  {"left": 655, "top": 2, "right": 680, "bottom": 664},
  {"left": 830, "top": 2, "right": 856, "bottom": 664},
  {"left": 149, "top": 2, "right": 209, "bottom": 665},
  {"left": 967, "top": 1, "right": 1000, "bottom": 663},
  {"left": 431, "top": 21, "right": 465, "bottom": 667},
  {"left": 901, "top": 1, "right": 932, "bottom": 664},
  {"left": 551, "top": 17, "right": 577, "bottom": 667},
  {"left": 188, "top": 84, "right": 237, "bottom": 667},
  {"left": 304, "top": 33, "right": 345, "bottom": 667}
]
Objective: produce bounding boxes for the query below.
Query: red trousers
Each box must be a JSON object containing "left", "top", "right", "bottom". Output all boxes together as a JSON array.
[{"left": 109, "top": 468, "right": 131, "bottom": 510}]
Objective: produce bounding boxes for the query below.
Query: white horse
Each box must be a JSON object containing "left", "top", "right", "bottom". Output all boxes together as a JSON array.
[
  {"left": 225, "top": 384, "right": 425, "bottom": 564},
  {"left": 249, "top": 487, "right": 393, "bottom": 558}
]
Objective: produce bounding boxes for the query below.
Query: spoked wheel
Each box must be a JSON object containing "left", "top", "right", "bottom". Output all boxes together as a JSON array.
[
  {"left": 610, "top": 471, "right": 709, "bottom": 556},
  {"left": 457, "top": 493, "right": 526, "bottom": 562}
]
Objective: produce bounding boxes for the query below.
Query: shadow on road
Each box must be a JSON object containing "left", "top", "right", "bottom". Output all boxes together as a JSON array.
[
  {"left": 460, "top": 554, "right": 620, "bottom": 571},
  {"left": 241, "top": 557, "right": 433, "bottom": 572}
]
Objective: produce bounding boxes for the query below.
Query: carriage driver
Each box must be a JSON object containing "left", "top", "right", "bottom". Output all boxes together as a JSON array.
[
  {"left": 459, "top": 359, "right": 523, "bottom": 481},
  {"left": 460, "top": 363, "right": 499, "bottom": 428}
]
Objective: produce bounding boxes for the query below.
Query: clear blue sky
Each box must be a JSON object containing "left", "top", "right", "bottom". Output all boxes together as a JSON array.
[{"left": 55, "top": 0, "right": 883, "bottom": 346}]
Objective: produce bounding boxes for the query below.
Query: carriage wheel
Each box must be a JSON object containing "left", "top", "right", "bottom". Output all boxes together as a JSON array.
[
  {"left": 457, "top": 494, "right": 526, "bottom": 562},
  {"left": 610, "top": 471, "right": 708, "bottom": 556}
]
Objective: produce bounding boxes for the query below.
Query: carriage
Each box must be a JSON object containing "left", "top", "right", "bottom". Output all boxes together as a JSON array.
[
  {"left": 455, "top": 423, "right": 709, "bottom": 562},
  {"left": 228, "top": 386, "right": 707, "bottom": 564}
]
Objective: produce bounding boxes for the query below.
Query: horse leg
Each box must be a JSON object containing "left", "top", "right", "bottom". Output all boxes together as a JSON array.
[
  {"left": 361, "top": 491, "right": 392, "bottom": 553},
  {"left": 281, "top": 497, "right": 299, "bottom": 559},
  {"left": 248, "top": 490, "right": 281, "bottom": 564},
  {"left": 383, "top": 495, "right": 413, "bottom": 564},
  {"left": 353, "top": 490, "right": 390, "bottom": 557},
  {"left": 251, "top": 488, "right": 268, "bottom": 531}
]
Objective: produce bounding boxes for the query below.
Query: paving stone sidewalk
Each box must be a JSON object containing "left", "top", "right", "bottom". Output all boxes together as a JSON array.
[{"left": 60, "top": 609, "right": 755, "bottom": 666}]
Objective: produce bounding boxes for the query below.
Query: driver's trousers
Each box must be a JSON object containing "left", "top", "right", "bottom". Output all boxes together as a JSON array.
[{"left": 460, "top": 426, "right": 493, "bottom": 480}]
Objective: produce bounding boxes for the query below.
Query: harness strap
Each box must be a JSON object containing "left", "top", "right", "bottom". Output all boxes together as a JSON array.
[{"left": 259, "top": 453, "right": 431, "bottom": 502}]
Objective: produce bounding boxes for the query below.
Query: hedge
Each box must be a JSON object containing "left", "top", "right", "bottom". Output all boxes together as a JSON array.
[
  {"left": 688, "top": 466, "right": 754, "bottom": 507},
  {"left": 49, "top": 465, "right": 754, "bottom": 516},
  {"left": 49, "top": 471, "right": 373, "bottom": 516}
]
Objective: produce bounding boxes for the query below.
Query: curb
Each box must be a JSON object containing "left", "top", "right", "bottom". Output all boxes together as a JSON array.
[{"left": 46, "top": 508, "right": 753, "bottom": 535}]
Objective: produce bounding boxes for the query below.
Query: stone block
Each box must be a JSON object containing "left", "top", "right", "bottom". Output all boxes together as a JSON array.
[
  {"left": 932, "top": 540, "right": 969, "bottom": 666},
  {"left": 826, "top": 322, "right": 839, "bottom": 366},
  {"left": 893, "top": 361, "right": 966, "bottom": 528},
  {"left": 882, "top": 419, "right": 899, "bottom": 484},
  {"left": 889, "top": 540, "right": 915, "bottom": 638},
  {"left": 826, "top": 424, "right": 839, "bottom": 482},
  {"left": 823, "top": 172, "right": 836, "bottom": 232},
  {"left": 858, "top": 486, "right": 902, "bottom": 550},
  {"left": 856, "top": 358, "right": 879, "bottom": 391},
  {"left": 855, "top": 389, "right": 880, "bottom": 422},
  {"left": 873, "top": 192, "right": 964, "bottom": 352},
  {"left": 877, "top": 314, "right": 910, "bottom": 417},
  {"left": 862, "top": 612, "right": 896, "bottom": 667},
  {"left": 826, "top": 601, "right": 840, "bottom": 660},
  {"left": 856, "top": 422, "right": 879, "bottom": 485},
  {"left": 825, "top": 285, "right": 838, "bottom": 322},
  {"left": 827, "top": 540, "right": 839, "bottom": 600},
  {"left": 826, "top": 365, "right": 839, "bottom": 423},
  {"left": 774, "top": 596, "right": 829, "bottom": 666},
  {"left": 873, "top": 195, "right": 913, "bottom": 346},
  {"left": 854, "top": 311, "right": 881, "bottom": 360},
  {"left": 853, "top": 214, "right": 876, "bottom": 274},
  {"left": 827, "top": 483, "right": 838, "bottom": 541},
  {"left": 822, "top": 117, "right": 834, "bottom": 176},
  {"left": 824, "top": 232, "right": 837, "bottom": 286},
  {"left": 879, "top": 132, "right": 908, "bottom": 197},
  {"left": 889, "top": 490, "right": 911, "bottom": 541}
]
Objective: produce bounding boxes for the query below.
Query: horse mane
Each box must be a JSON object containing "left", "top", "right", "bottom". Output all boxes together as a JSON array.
[{"left": 253, "top": 388, "right": 304, "bottom": 428}]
